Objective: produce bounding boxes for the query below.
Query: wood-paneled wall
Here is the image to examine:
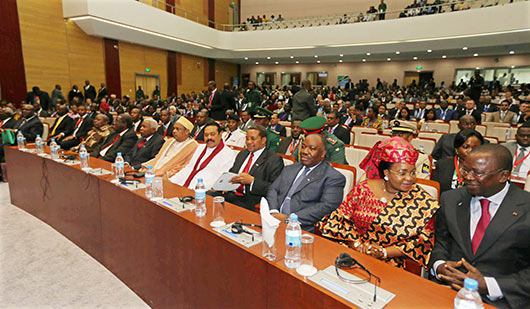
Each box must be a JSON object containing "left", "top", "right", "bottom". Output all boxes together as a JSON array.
[
  {"left": 119, "top": 42, "right": 168, "bottom": 99},
  {"left": 215, "top": 60, "right": 238, "bottom": 87},
  {"left": 178, "top": 54, "right": 207, "bottom": 96},
  {"left": 18, "top": 0, "right": 105, "bottom": 96}
]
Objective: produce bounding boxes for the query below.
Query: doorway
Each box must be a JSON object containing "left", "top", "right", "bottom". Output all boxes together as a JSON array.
[{"left": 135, "top": 74, "right": 160, "bottom": 99}]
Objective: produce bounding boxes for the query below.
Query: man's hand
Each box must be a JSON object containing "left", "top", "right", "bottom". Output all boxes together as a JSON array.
[
  {"left": 230, "top": 173, "right": 254, "bottom": 185},
  {"left": 62, "top": 136, "right": 74, "bottom": 141},
  {"left": 271, "top": 213, "right": 287, "bottom": 222},
  {"left": 461, "top": 259, "right": 488, "bottom": 294},
  {"left": 436, "top": 260, "right": 466, "bottom": 290}
]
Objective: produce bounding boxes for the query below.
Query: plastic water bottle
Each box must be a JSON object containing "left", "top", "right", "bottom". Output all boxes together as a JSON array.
[
  {"left": 194, "top": 178, "right": 206, "bottom": 217},
  {"left": 17, "top": 131, "right": 25, "bottom": 150},
  {"left": 49, "top": 139, "right": 59, "bottom": 160},
  {"left": 284, "top": 213, "right": 302, "bottom": 269},
  {"left": 425, "top": 123, "right": 430, "bottom": 132},
  {"left": 454, "top": 278, "right": 484, "bottom": 309},
  {"left": 115, "top": 152, "right": 125, "bottom": 179},
  {"left": 79, "top": 145, "right": 89, "bottom": 170},
  {"left": 419, "top": 145, "right": 425, "bottom": 153},
  {"left": 35, "top": 135, "right": 44, "bottom": 155},
  {"left": 145, "top": 165, "right": 155, "bottom": 199},
  {"left": 506, "top": 130, "right": 511, "bottom": 140}
]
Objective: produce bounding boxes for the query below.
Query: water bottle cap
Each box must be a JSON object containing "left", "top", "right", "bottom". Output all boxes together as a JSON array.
[
  {"left": 289, "top": 213, "right": 298, "bottom": 222},
  {"left": 147, "top": 165, "right": 152, "bottom": 169},
  {"left": 51, "top": 139, "right": 55, "bottom": 142},
  {"left": 36, "top": 135, "right": 40, "bottom": 138},
  {"left": 117, "top": 152, "right": 121, "bottom": 156},
  {"left": 464, "top": 278, "right": 478, "bottom": 291},
  {"left": 198, "top": 178, "right": 203, "bottom": 182}
]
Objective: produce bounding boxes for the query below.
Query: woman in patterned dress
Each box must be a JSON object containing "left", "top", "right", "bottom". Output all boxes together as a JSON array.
[{"left": 316, "top": 137, "right": 440, "bottom": 268}]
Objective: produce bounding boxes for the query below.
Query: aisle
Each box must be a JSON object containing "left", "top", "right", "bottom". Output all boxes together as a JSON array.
[{"left": 0, "top": 183, "right": 149, "bottom": 308}]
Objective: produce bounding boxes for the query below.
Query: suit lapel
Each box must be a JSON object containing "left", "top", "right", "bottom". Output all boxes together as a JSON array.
[
  {"left": 233, "top": 150, "right": 249, "bottom": 172},
  {"left": 249, "top": 150, "right": 267, "bottom": 175},
  {"left": 473, "top": 185, "right": 526, "bottom": 259},
  {"left": 456, "top": 191, "right": 474, "bottom": 259},
  {"left": 292, "top": 162, "right": 325, "bottom": 196}
]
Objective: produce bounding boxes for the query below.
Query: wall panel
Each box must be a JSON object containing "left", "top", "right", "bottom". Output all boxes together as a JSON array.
[
  {"left": 179, "top": 54, "right": 206, "bottom": 96},
  {"left": 215, "top": 60, "right": 238, "bottom": 87}
]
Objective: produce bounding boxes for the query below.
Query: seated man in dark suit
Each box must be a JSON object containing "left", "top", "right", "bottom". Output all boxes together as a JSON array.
[
  {"left": 91, "top": 113, "right": 138, "bottom": 162},
  {"left": 0, "top": 104, "right": 43, "bottom": 161},
  {"left": 268, "top": 113, "right": 286, "bottom": 137},
  {"left": 48, "top": 104, "right": 74, "bottom": 141},
  {"left": 190, "top": 110, "right": 210, "bottom": 141},
  {"left": 277, "top": 120, "right": 302, "bottom": 156},
  {"left": 326, "top": 111, "right": 350, "bottom": 144},
  {"left": 278, "top": 103, "right": 292, "bottom": 122},
  {"left": 456, "top": 99, "right": 482, "bottom": 124},
  {"left": 58, "top": 104, "right": 93, "bottom": 150},
  {"left": 435, "top": 100, "right": 455, "bottom": 121},
  {"left": 215, "top": 125, "right": 284, "bottom": 211},
  {"left": 267, "top": 133, "right": 346, "bottom": 232},
  {"left": 156, "top": 109, "right": 174, "bottom": 138},
  {"left": 429, "top": 144, "right": 530, "bottom": 309},
  {"left": 0, "top": 108, "right": 17, "bottom": 130},
  {"left": 125, "top": 118, "right": 164, "bottom": 170},
  {"left": 432, "top": 115, "right": 479, "bottom": 160}
]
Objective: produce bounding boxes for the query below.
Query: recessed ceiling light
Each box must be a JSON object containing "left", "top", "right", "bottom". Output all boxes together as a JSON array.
[
  {"left": 314, "top": 55, "right": 318, "bottom": 58},
  {"left": 366, "top": 53, "right": 371, "bottom": 56},
  {"left": 413, "top": 56, "right": 418, "bottom": 60},
  {"left": 395, "top": 51, "right": 400, "bottom": 55},
  {"left": 290, "top": 55, "right": 294, "bottom": 58},
  {"left": 281, "top": 72, "right": 285, "bottom": 74},
  {"left": 362, "top": 59, "right": 366, "bottom": 62},
  {"left": 295, "top": 61, "right": 299, "bottom": 64},
  {"left": 476, "top": 67, "right": 480, "bottom": 69},
  {"left": 275, "top": 61, "right": 279, "bottom": 64},
  {"left": 442, "top": 55, "right": 447, "bottom": 59},
  {"left": 244, "top": 57, "right": 248, "bottom": 60},
  {"left": 339, "top": 60, "right": 343, "bottom": 63},
  {"left": 266, "top": 56, "right": 271, "bottom": 59},
  {"left": 427, "top": 49, "right": 432, "bottom": 53},
  {"left": 463, "top": 47, "right": 468, "bottom": 50},
  {"left": 317, "top": 60, "right": 321, "bottom": 63},
  {"left": 509, "top": 50, "right": 515, "bottom": 54},
  {"left": 387, "top": 58, "right": 391, "bottom": 61},
  {"left": 339, "top": 54, "right": 344, "bottom": 57},
  {"left": 511, "top": 65, "right": 515, "bottom": 68},
  {"left": 255, "top": 62, "right": 259, "bottom": 64},
  {"left": 473, "top": 53, "right": 478, "bottom": 57}
]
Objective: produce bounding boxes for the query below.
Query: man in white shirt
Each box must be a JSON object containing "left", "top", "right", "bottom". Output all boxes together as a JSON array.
[
  {"left": 222, "top": 113, "right": 246, "bottom": 148},
  {"left": 502, "top": 123, "right": 530, "bottom": 178},
  {"left": 169, "top": 122, "right": 236, "bottom": 189},
  {"left": 429, "top": 144, "right": 530, "bottom": 308}
]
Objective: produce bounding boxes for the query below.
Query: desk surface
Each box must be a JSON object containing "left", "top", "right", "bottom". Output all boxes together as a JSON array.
[{"left": 6, "top": 146, "right": 477, "bottom": 308}]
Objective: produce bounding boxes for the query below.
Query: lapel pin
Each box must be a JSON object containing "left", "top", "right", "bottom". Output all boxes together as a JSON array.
[
  {"left": 458, "top": 202, "right": 463, "bottom": 207},
  {"left": 513, "top": 212, "right": 518, "bottom": 216}
]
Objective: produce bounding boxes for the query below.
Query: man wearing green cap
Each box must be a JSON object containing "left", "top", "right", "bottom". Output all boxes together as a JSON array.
[
  {"left": 291, "top": 116, "right": 348, "bottom": 165},
  {"left": 243, "top": 81, "right": 261, "bottom": 113},
  {"left": 253, "top": 108, "right": 280, "bottom": 152}
]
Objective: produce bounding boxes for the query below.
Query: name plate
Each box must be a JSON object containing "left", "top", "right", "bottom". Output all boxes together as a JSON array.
[
  {"left": 309, "top": 266, "right": 395, "bottom": 309},
  {"left": 87, "top": 168, "right": 113, "bottom": 176},
  {"left": 60, "top": 159, "right": 80, "bottom": 166},
  {"left": 213, "top": 222, "right": 262, "bottom": 248},
  {"left": 119, "top": 181, "right": 146, "bottom": 191},
  {"left": 158, "top": 197, "right": 195, "bottom": 213}
]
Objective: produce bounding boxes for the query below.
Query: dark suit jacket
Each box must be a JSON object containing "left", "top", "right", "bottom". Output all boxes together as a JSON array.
[
  {"left": 26, "top": 91, "right": 51, "bottom": 111},
  {"left": 156, "top": 122, "right": 174, "bottom": 138},
  {"left": 329, "top": 125, "right": 350, "bottom": 145},
  {"left": 49, "top": 115, "right": 74, "bottom": 137},
  {"left": 429, "top": 185, "right": 530, "bottom": 308},
  {"left": 482, "top": 104, "right": 498, "bottom": 113},
  {"left": 92, "top": 128, "right": 138, "bottom": 162},
  {"left": 278, "top": 111, "right": 292, "bottom": 122},
  {"left": 292, "top": 89, "right": 316, "bottom": 121},
  {"left": 435, "top": 108, "right": 455, "bottom": 121},
  {"left": 1, "top": 118, "right": 17, "bottom": 130},
  {"left": 266, "top": 161, "right": 346, "bottom": 232},
  {"left": 191, "top": 122, "right": 213, "bottom": 142},
  {"left": 97, "top": 87, "right": 109, "bottom": 102},
  {"left": 277, "top": 136, "right": 296, "bottom": 155},
  {"left": 84, "top": 85, "right": 97, "bottom": 101},
  {"left": 225, "top": 149, "right": 284, "bottom": 210},
  {"left": 221, "top": 90, "right": 237, "bottom": 112},
  {"left": 432, "top": 158, "right": 456, "bottom": 194},
  {"left": 124, "top": 134, "right": 165, "bottom": 170},
  {"left": 71, "top": 116, "right": 93, "bottom": 139},
  {"left": 457, "top": 109, "right": 482, "bottom": 123},
  {"left": 210, "top": 90, "right": 229, "bottom": 120},
  {"left": 431, "top": 133, "right": 456, "bottom": 160},
  {"left": 269, "top": 124, "right": 286, "bottom": 137},
  {"left": 14, "top": 116, "right": 43, "bottom": 142}
]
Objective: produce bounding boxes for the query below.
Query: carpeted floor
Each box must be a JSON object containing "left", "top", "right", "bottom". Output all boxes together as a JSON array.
[{"left": 0, "top": 183, "right": 149, "bottom": 309}]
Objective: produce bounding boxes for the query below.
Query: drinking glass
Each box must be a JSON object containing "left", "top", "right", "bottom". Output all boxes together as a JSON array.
[{"left": 210, "top": 196, "right": 226, "bottom": 227}]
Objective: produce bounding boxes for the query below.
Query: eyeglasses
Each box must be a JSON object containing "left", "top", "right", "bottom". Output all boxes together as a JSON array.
[
  {"left": 387, "top": 169, "right": 416, "bottom": 178},
  {"left": 335, "top": 253, "right": 381, "bottom": 302},
  {"left": 460, "top": 167, "right": 505, "bottom": 178}
]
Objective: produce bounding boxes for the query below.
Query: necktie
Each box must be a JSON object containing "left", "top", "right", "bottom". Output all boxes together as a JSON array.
[
  {"left": 75, "top": 118, "right": 82, "bottom": 128},
  {"left": 281, "top": 167, "right": 311, "bottom": 214},
  {"left": 235, "top": 153, "right": 254, "bottom": 196},
  {"left": 137, "top": 139, "right": 146, "bottom": 149},
  {"left": 514, "top": 148, "right": 526, "bottom": 174},
  {"left": 51, "top": 116, "right": 64, "bottom": 135},
  {"left": 99, "top": 134, "right": 120, "bottom": 157},
  {"left": 17, "top": 119, "right": 26, "bottom": 129},
  {"left": 0, "top": 119, "right": 6, "bottom": 127},
  {"left": 471, "top": 199, "right": 491, "bottom": 254}
]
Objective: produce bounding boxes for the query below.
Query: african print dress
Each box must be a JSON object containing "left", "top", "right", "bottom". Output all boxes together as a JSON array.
[{"left": 316, "top": 180, "right": 439, "bottom": 268}]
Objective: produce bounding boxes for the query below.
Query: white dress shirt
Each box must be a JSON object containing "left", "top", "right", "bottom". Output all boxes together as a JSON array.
[
  {"left": 512, "top": 146, "right": 530, "bottom": 178},
  {"left": 432, "top": 182, "right": 510, "bottom": 300},
  {"left": 237, "top": 147, "right": 265, "bottom": 193}
]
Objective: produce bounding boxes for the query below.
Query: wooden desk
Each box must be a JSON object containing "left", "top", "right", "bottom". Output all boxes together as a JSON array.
[{"left": 6, "top": 146, "right": 466, "bottom": 308}]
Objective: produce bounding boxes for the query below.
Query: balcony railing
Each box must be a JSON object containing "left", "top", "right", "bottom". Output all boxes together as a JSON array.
[{"left": 137, "top": 0, "right": 526, "bottom": 32}]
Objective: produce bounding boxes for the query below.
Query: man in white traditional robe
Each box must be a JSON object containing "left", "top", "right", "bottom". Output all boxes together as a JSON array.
[{"left": 170, "top": 122, "right": 236, "bottom": 189}]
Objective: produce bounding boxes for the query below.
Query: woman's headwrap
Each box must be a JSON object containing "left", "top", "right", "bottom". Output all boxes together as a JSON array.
[{"left": 359, "top": 136, "right": 419, "bottom": 179}]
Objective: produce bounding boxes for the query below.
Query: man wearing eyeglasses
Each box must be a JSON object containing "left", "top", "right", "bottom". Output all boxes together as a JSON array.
[{"left": 429, "top": 144, "right": 530, "bottom": 308}]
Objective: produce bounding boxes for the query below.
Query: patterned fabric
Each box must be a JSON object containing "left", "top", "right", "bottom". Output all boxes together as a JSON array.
[
  {"left": 359, "top": 136, "right": 419, "bottom": 179},
  {"left": 316, "top": 181, "right": 439, "bottom": 268},
  {"left": 361, "top": 117, "right": 383, "bottom": 130}
]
